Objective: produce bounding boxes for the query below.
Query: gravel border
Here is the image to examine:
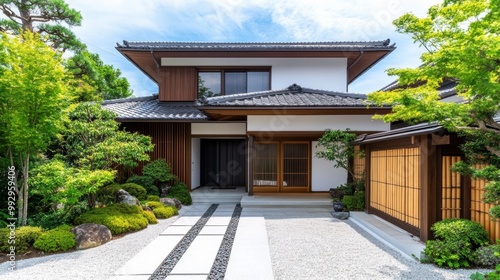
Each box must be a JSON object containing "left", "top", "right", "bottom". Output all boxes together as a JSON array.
[
  {"left": 0, "top": 213, "right": 182, "bottom": 280},
  {"left": 264, "top": 207, "right": 489, "bottom": 280}
]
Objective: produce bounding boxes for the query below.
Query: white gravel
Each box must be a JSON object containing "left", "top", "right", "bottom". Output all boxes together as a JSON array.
[
  {"left": 264, "top": 208, "right": 488, "bottom": 280},
  {"left": 0, "top": 214, "right": 180, "bottom": 280},
  {"left": 0, "top": 205, "right": 492, "bottom": 280}
]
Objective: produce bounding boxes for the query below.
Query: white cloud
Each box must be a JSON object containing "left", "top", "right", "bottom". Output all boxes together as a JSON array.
[{"left": 59, "top": 0, "right": 442, "bottom": 95}]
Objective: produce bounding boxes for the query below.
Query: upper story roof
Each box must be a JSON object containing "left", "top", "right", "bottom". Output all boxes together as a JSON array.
[
  {"left": 116, "top": 40, "right": 395, "bottom": 52},
  {"left": 116, "top": 39, "right": 396, "bottom": 85}
]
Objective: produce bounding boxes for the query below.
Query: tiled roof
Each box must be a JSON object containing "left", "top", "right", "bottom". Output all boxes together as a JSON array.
[
  {"left": 102, "top": 95, "right": 207, "bottom": 121},
  {"left": 380, "top": 78, "right": 458, "bottom": 99},
  {"left": 116, "top": 39, "right": 395, "bottom": 52},
  {"left": 197, "top": 84, "right": 369, "bottom": 107}
]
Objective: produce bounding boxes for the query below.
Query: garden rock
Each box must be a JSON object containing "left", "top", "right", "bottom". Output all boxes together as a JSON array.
[
  {"left": 160, "top": 197, "right": 182, "bottom": 210},
  {"left": 142, "top": 206, "right": 153, "bottom": 212},
  {"left": 160, "top": 183, "right": 171, "bottom": 196},
  {"left": 115, "top": 189, "right": 140, "bottom": 206},
  {"left": 71, "top": 223, "right": 112, "bottom": 250},
  {"left": 331, "top": 211, "right": 350, "bottom": 220}
]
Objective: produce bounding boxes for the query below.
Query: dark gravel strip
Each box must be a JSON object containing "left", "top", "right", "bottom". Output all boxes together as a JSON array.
[
  {"left": 208, "top": 203, "right": 242, "bottom": 280},
  {"left": 149, "top": 204, "right": 219, "bottom": 280}
]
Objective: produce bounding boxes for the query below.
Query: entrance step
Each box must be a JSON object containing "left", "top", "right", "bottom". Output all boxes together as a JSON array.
[
  {"left": 241, "top": 194, "right": 332, "bottom": 208},
  {"left": 190, "top": 187, "right": 245, "bottom": 204}
]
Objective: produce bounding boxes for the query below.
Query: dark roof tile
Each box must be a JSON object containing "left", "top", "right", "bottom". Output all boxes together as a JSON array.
[{"left": 102, "top": 95, "right": 207, "bottom": 121}]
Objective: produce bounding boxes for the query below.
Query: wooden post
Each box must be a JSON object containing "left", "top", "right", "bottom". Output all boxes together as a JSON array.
[
  {"left": 247, "top": 135, "right": 254, "bottom": 196},
  {"left": 420, "top": 135, "right": 437, "bottom": 241},
  {"left": 363, "top": 144, "right": 371, "bottom": 214}
]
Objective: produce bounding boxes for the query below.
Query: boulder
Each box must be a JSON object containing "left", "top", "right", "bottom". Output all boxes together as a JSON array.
[
  {"left": 115, "top": 189, "right": 140, "bottom": 206},
  {"left": 331, "top": 211, "right": 350, "bottom": 220},
  {"left": 142, "top": 206, "right": 153, "bottom": 212},
  {"left": 71, "top": 223, "right": 112, "bottom": 250},
  {"left": 160, "top": 197, "right": 182, "bottom": 210},
  {"left": 160, "top": 183, "right": 171, "bottom": 196}
]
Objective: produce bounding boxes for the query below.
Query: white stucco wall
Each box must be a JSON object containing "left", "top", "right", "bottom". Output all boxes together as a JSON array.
[
  {"left": 191, "top": 123, "right": 246, "bottom": 135},
  {"left": 247, "top": 115, "right": 389, "bottom": 132},
  {"left": 311, "top": 141, "right": 347, "bottom": 191},
  {"left": 161, "top": 57, "right": 347, "bottom": 92},
  {"left": 191, "top": 138, "right": 201, "bottom": 190}
]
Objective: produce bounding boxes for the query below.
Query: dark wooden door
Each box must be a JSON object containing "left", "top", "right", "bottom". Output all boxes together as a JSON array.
[{"left": 201, "top": 139, "right": 246, "bottom": 188}]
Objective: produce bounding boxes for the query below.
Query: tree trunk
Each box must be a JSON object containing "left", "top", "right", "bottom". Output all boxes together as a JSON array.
[
  {"left": 87, "top": 193, "right": 96, "bottom": 208},
  {"left": 20, "top": 153, "right": 29, "bottom": 226}
]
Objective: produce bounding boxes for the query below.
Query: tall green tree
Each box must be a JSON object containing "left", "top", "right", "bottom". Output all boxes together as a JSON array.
[
  {"left": 66, "top": 51, "right": 133, "bottom": 101},
  {"left": 0, "top": 31, "right": 70, "bottom": 225},
  {"left": 368, "top": 0, "right": 500, "bottom": 216},
  {"left": 0, "top": 0, "right": 133, "bottom": 100},
  {"left": 0, "top": 0, "right": 83, "bottom": 52},
  {"left": 60, "top": 103, "right": 154, "bottom": 207}
]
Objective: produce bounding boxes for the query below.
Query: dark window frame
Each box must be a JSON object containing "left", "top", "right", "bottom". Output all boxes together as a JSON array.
[{"left": 198, "top": 67, "right": 271, "bottom": 96}]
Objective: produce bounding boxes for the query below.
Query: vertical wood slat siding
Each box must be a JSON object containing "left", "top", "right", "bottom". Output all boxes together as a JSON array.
[
  {"left": 159, "top": 67, "right": 197, "bottom": 101},
  {"left": 353, "top": 146, "right": 365, "bottom": 181},
  {"left": 370, "top": 147, "right": 421, "bottom": 229},
  {"left": 441, "top": 156, "right": 462, "bottom": 219},
  {"left": 121, "top": 122, "right": 192, "bottom": 189},
  {"left": 470, "top": 164, "right": 500, "bottom": 241}
]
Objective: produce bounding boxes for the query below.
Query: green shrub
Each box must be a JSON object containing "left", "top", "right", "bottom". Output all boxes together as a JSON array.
[
  {"left": 28, "top": 202, "right": 88, "bottom": 229},
  {"left": 153, "top": 206, "right": 177, "bottom": 219},
  {"left": 97, "top": 183, "right": 148, "bottom": 204},
  {"left": 75, "top": 204, "right": 148, "bottom": 235},
  {"left": 142, "top": 211, "right": 158, "bottom": 224},
  {"left": 475, "top": 245, "right": 500, "bottom": 268},
  {"left": 142, "top": 159, "right": 176, "bottom": 183},
  {"left": 0, "top": 226, "right": 43, "bottom": 253},
  {"left": 424, "top": 219, "right": 489, "bottom": 268},
  {"left": 33, "top": 228, "right": 76, "bottom": 253},
  {"left": 471, "top": 264, "right": 500, "bottom": 280},
  {"left": 120, "top": 183, "right": 147, "bottom": 200},
  {"left": 127, "top": 175, "right": 158, "bottom": 195},
  {"left": 342, "top": 191, "right": 365, "bottom": 211},
  {"left": 147, "top": 195, "right": 160, "bottom": 202},
  {"left": 167, "top": 183, "right": 192, "bottom": 205},
  {"left": 146, "top": 201, "right": 165, "bottom": 209},
  {"left": 96, "top": 183, "right": 121, "bottom": 205}
]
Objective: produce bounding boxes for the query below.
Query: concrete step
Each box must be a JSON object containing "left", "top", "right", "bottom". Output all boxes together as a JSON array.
[{"left": 241, "top": 194, "right": 332, "bottom": 208}]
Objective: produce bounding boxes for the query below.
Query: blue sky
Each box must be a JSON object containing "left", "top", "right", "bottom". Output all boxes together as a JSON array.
[{"left": 69, "top": 0, "right": 441, "bottom": 97}]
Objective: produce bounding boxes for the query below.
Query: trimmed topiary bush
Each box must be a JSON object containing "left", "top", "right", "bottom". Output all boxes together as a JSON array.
[
  {"left": 142, "top": 211, "right": 158, "bottom": 224},
  {"left": 96, "top": 183, "right": 122, "bottom": 205},
  {"left": 147, "top": 195, "right": 160, "bottom": 202},
  {"left": 75, "top": 204, "right": 149, "bottom": 235},
  {"left": 142, "top": 159, "right": 176, "bottom": 183},
  {"left": 424, "top": 219, "right": 489, "bottom": 268},
  {"left": 0, "top": 226, "right": 43, "bottom": 253},
  {"left": 167, "top": 183, "right": 192, "bottom": 205},
  {"left": 120, "top": 183, "right": 147, "bottom": 201},
  {"left": 475, "top": 245, "right": 500, "bottom": 268},
  {"left": 146, "top": 201, "right": 165, "bottom": 210},
  {"left": 153, "top": 206, "right": 177, "bottom": 219},
  {"left": 127, "top": 175, "right": 158, "bottom": 195},
  {"left": 33, "top": 227, "right": 76, "bottom": 253},
  {"left": 97, "top": 183, "right": 148, "bottom": 204}
]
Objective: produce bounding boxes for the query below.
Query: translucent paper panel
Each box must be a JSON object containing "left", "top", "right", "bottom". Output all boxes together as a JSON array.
[
  {"left": 283, "top": 143, "right": 308, "bottom": 187},
  {"left": 253, "top": 143, "right": 278, "bottom": 186}
]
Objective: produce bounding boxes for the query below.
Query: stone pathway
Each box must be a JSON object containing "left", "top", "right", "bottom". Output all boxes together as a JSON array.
[{"left": 111, "top": 203, "right": 273, "bottom": 280}]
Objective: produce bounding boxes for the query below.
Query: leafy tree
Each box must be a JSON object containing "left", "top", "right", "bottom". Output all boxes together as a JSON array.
[
  {"left": 0, "top": 0, "right": 84, "bottom": 52},
  {"left": 0, "top": 31, "right": 70, "bottom": 225},
  {"left": 368, "top": 0, "right": 499, "bottom": 216},
  {"left": 60, "top": 103, "right": 154, "bottom": 207},
  {"left": 0, "top": 0, "right": 133, "bottom": 100},
  {"left": 142, "top": 159, "right": 177, "bottom": 189},
  {"left": 66, "top": 51, "right": 133, "bottom": 101},
  {"left": 315, "top": 129, "right": 362, "bottom": 180}
]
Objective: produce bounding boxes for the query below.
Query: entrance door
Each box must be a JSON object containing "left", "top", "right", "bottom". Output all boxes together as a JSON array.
[
  {"left": 200, "top": 139, "right": 246, "bottom": 188},
  {"left": 252, "top": 141, "right": 310, "bottom": 192}
]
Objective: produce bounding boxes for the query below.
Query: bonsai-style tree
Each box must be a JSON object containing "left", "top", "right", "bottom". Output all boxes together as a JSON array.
[
  {"left": 142, "top": 159, "right": 177, "bottom": 193},
  {"left": 315, "top": 129, "right": 362, "bottom": 180}
]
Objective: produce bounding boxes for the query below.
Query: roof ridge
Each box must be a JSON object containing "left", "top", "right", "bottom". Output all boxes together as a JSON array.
[{"left": 102, "top": 94, "right": 158, "bottom": 105}]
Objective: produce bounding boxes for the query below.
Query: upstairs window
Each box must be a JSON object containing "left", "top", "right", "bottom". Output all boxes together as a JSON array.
[{"left": 198, "top": 69, "right": 270, "bottom": 98}]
